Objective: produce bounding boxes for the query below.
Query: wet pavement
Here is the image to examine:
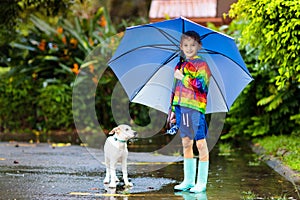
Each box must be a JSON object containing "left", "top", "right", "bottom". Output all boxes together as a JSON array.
[{"left": 0, "top": 142, "right": 299, "bottom": 200}]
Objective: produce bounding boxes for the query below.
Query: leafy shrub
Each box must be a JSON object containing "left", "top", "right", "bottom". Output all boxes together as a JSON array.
[
  {"left": 222, "top": 0, "right": 300, "bottom": 139},
  {"left": 1, "top": 6, "right": 118, "bottom": 134},
  {"left": 37, "top": 83, "right": 73, "bottom": 131},
  {"left": 229, "top": 0, "right": 300, "bottom": 90},
  {"left": 0, "top": 76, "right": 39, "bottom": 131}
]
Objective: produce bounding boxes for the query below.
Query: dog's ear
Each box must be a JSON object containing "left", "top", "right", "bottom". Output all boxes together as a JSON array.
[
  {"left": 108, "top": 127, "right": 120, "bottom": 135},
  {"left": 108, "top": 127, "right": 116, "bottom": 135}
]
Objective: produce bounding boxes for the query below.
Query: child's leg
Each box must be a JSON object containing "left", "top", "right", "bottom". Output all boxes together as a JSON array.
[
  {"left": 182, "top": 137, "right": 194, "bottom": 158},
  {"left": 190, "top": 112, "right": 209, "bottom": 193},
  {"left": 174, "top": 108, "right": 198, "bottom": 191},
  {"left": 196, "top": 139, "right": 209, "bottom": 161},
  {"left": 191, "top": 111, "right": 208, "bottom": 160}
]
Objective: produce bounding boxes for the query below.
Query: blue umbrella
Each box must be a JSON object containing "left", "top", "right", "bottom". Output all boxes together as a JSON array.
[{"left": 108, "top": 17, "right": 253, "bottom": 114}]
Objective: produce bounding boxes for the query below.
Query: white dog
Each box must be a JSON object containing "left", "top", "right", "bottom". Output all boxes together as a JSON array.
[{"left": 103, "top": 124, "right": 137, "bottom": 188}]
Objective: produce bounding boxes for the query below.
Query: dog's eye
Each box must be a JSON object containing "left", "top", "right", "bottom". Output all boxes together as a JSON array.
[{"left": 125, "top": 128, "right": 129, "bottom": 131}]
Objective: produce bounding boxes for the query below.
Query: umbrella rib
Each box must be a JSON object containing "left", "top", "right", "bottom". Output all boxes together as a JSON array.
[
  {"left": 130, "top": 51, "right": 180, "bottom": 101},
  {"left": 145, "top": 25, "right": 180, "bottom": 46},
  {"left": 200, "top": 49, "right": 253, "bottom": 78},
  {"left": 200, "top": 32, "right": 216, "bottom": 40},
  {"left": 108, "top": 44, "right": 178, "bottom": 65},
  {"left": 109, "top": 24, "right": 180, "bottom": 65},
  {"left": 200, "top": 32, "right": 253, "bottom": 78},
  {"left": 201, "top": 48, "right": 253, "bottom": 112},
  {"left": 209, "top": 74, "right": 230, "bottom": 112}
]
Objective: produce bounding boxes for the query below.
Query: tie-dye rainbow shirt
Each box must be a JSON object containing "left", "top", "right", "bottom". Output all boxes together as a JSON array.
[{"left": 171, "top": 56, "right": 211, "bottom": 114}]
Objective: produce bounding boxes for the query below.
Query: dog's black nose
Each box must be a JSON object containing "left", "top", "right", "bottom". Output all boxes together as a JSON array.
[{"left": 134, "top": 132, "right": 138, "bottom": 137}]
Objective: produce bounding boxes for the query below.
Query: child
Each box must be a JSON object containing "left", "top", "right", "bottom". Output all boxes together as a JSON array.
[{"left": 167, "top": 31, "right": 211, "bottom": 193}]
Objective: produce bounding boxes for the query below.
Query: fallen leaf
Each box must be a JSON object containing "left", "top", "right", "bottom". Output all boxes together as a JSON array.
[{"left": 51, "top": 143, "right": 71, "bottom": 147}]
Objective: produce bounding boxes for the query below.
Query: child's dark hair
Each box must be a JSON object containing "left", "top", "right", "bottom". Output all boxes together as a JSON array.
[{"left": 181, "top": 31, "right": 202, "bottom": 45}]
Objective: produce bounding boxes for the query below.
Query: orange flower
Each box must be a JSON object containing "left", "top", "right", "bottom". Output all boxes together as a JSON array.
[
  {"left": 98, "top": 15, "right": 107, "bottom": 27},
  {"left": 72, "top": 63, "right": 80, "bottom": 75},
  {"left": 62, "top": 36, "right": 67, "bottom": 45},
  {"left": 38, "top": 39, "right": 46, "bottom": 51},
  {"left": 70, "top": 38, "right": 78, "bottom": 48},
  {"left": 57, "top": 27, "right": 63, "bottom": 34}
]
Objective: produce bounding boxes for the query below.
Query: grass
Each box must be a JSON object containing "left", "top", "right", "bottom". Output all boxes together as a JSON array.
[{"left": 253, "top": 135, "right": 300, "bottom": 171}]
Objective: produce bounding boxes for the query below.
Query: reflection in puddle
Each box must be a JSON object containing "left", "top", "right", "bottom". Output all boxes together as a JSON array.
[{"left": 175, "top": 191, "right": 207, "bottom": 200}]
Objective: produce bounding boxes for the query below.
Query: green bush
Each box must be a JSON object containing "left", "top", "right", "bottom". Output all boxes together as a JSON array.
[
  {"left": 222, "top": 0, "right": 300, "bottom": 139},
  {"left": 0, "top": 76, "right": 39, "bottom": 131},
  {"left": 37, "top": 83, "right": 73, "bottom": 131},
  {"left": 1, "top": 5, "right": 118, "bottom": 134},
  {"left": 229, "top": 0, "right": 300, "bottom": 90}
]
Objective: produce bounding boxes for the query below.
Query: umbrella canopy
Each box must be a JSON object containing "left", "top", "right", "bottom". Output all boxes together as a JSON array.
[{"left": 108, "top": 17, "right": 253, "bottom": 114}]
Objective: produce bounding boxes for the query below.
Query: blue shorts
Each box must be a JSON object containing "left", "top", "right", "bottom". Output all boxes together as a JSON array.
[{"left": 175, "top": 106, "right": 208, "bottom": 140}]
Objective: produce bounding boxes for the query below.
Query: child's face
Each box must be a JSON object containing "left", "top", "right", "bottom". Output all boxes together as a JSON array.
[{"left": 180, "top": 37, "right": 201, "bottom": 59}]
